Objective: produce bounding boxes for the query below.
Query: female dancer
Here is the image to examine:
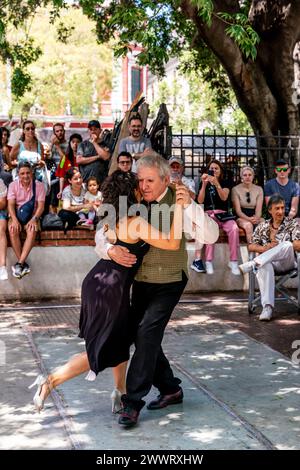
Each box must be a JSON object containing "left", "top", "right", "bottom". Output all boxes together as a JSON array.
[{"left": 29, "top": 170, "right": 182, "bottom": 412}]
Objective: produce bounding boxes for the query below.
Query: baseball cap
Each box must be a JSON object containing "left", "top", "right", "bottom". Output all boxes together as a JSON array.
[
  {"left": 169, "top": 156, "right": 184, "bottom": 166},
  {"left": 88, "top": 120, "right": 101, "bottom": 129},
  {"left": 275, "top": 158, "right": 288, "bottom": 166}
]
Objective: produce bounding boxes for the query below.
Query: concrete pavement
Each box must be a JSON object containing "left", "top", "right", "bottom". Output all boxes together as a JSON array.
[{"left": 0, "top": 299, "right": 300, "bottom": 450}]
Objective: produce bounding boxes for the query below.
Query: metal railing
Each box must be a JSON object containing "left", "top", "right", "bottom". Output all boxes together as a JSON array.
[{"left": 171, "top": 130, "right": 300, "bottom": 185}]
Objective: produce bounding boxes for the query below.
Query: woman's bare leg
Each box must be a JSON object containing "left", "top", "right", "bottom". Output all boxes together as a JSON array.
[
  {"left": 237, "top": 218, "right": 253, "bottom": 244},
  {"left": 40, "top": 352, "right": 90, "bottom": 400},
  {"left": 112, "top": 361, "right": 127, "bottom": 394}
]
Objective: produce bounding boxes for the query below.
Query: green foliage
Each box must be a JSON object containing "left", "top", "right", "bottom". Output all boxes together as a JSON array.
[
  {"left": 220, "top": 13, "right": 260, "bottom": 60},
  {"left": 150, "top": 66, "right": 251, "bottom": 134},
  {"left": 3, "top": 7, "right": 112, "bottom": 116},
  {"left": 11, "top": 67, "right": 32, "bottom": 98},
  {"left": 192, "top": 0, "right": 214, "bottom": 26},
  {"left": 0, "top": 0, "right": 261, "bottom": 102}
]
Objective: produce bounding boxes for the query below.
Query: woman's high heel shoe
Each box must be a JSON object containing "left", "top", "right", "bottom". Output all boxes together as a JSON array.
[
  {"left": 28, "top": 375, "right": 50, "bottom": 412},
  {"left": 111, "top": 388, "right": 122, "bottom": 414}
]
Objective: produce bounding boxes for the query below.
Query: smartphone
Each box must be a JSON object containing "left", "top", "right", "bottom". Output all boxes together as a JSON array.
[
  {"left": 208, "top": 169, "right": 214, "bottom": 176},
  {"left": 170, "top": 171, "right": 181, "bottom": 183}
]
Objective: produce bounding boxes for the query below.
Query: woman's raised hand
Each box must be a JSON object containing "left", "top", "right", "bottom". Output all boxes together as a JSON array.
[{"left": 175, "top": 184, "right": 191, "bottom": 207}]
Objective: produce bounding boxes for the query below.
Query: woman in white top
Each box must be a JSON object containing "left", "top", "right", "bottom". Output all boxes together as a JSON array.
[
  {"left": 58, "top": 167, "right": 94, "bottom": 229},
  {"left": 232, "top": 166, "right": 264, "bottom": 243},
  {"left": 9, "top": 120, "right": 46, "bottom": 184}
]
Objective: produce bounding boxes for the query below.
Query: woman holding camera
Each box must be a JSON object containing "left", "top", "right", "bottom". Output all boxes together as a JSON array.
[
  {"left": 197, "top": 159, "right": 240, "bottom": 275},
  {"left": 232, "top": 166, "right": 264, "bottom": 243}
]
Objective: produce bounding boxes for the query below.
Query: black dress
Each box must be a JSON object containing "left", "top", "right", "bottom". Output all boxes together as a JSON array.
[{"left": 79, "top": 239, "right": 149, "bottom": 376}]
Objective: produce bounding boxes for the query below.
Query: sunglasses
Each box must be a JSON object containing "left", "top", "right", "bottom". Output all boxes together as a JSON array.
[
  {"left": 25, "top": 126, "right": 35, "bottom": 131},
  {"left": 119, "top": 161, "right": 131, "bottom": 165},
  {"left": 246, "top": 192, "right": 251, "bottom": 203},
  {"left": 276, "top": 167, "right": 288, "bottom": 172}
]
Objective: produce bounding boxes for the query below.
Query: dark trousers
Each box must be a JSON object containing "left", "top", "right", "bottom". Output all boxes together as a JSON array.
[
  {"left": 125, "top": 272, "right": 188, "bottom": 407},
  {"left": 58, "top": 209, "right": 79, "bottom": 229}
]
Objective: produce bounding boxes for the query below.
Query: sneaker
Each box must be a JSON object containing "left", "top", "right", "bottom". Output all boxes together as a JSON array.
[
  {"left": 239, "top": 260, "right": 256, "bottom": 274},
  {"left": 259, "top": 305, "right": 273, "bottom": 321},
  {"left": 206, "top": 261, "right": 214, "bottom": 275},
  {"left": 76, "top": 219, "right": 85, "bottom": 226},
  {"left": 81, "top": 221, "right": 94, "bottom": 230},
  {"left": 12, "top": 262, "right": 24, "bottom": 279},
  {"left": 0, "top": 266, "right": 8, "bottom": 281},
  {"left": 228, "top": 261, "right": 241, "bottom": 276},
  {"left": 190, "top": 259, "right": 206, "bottom": 273},
  {"left": 21, "top": 262, "right": 31, "bottom": 277}
]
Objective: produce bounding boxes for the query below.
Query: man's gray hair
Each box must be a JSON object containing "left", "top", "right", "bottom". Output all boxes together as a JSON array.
[
  {"left": 267, "top": 193, "right": 285, "bottom": 211},
  {"left": 136, "top": 154, "right": 170, "bottom": 179}
]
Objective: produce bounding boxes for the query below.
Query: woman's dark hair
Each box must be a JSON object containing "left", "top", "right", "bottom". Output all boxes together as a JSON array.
[
  {"left": 64, "top": 166, "right": 81, "bottom": 185},
  {"left": 21, "top": 120, "right": 37, "bottom": 142},
  {"left": 206, "top": 159, "right": 225, "bottom": 180},
  {"left": 66, "top": 133, "right": 83, "bottom": 166},
  {"left": 1, "top": 126, "right": 10, "bottom": 147},
  {"left": 101, "top": 170, "right": 138, "bottom": 223}
]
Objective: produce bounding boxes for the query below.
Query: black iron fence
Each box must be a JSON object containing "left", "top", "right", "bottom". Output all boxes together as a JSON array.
[{"left": 171, "top": 130, "right": 300, "bottom": 186}]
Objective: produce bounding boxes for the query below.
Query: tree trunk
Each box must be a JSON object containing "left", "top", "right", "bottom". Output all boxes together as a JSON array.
[{"left": 180, "top": 0, "right": 300, "bottom": 177}]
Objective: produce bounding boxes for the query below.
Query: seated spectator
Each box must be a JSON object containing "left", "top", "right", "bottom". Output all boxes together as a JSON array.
[
  {"left": 168, "top": 156, "right": 196, "bottom": 198},
  {"left": 79, "top": 176, "right": 102, "bottom": 227},
  {"left": 0, "top": 178, "right": 8, "bottom": 280},
  {"left": 232, "top": 166, "right": 264, "bottom": 243},
  {"left": 117, "top": 151, "right": 133, "bottom": 172},
  {"left": 264, "top": 159, "right": 299, "bottom": 218},
  {"left": 1, "top": 126, "right": 12, "bottom": 155},
  {"left": 0, "top": 127, "right": 12, "bottom": 186},
  {"left": 196, "top": 159, "right": 240, "bottom": 275},
  {"left": 9, "top": 120, "right": 47, "bottom": 191},
  {"left": 56, "top": 133, "right": 83, "bottom": 200},
  {"left": 7, "top": 162, "right": 46, "bottom": 279},
  {"left": 58, "top": 167, "right": 93, "bottom": 230},
  {"left": 239, "top": 194, "right": 300, "bottom": 321},
  {"left": 76, "top": 120, "right": 110, "bottom": 184}
]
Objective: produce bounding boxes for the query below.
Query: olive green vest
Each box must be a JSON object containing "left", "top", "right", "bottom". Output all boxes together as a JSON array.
[{"left": 135, "top": 187, "right": 188, "bottom": 283}]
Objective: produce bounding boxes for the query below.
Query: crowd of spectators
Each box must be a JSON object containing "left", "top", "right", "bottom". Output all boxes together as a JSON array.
[{"left": 1, "top": 116, "right": 300, "bottom": 304}]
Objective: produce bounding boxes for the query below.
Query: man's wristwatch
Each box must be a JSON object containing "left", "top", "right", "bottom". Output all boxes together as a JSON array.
[{"left": 32, "top": 215, "right": 39, "bottom": 221}]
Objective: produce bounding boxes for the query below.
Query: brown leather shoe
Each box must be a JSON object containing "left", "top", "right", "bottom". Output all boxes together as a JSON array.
[
  {"left": 147, "top": 388, "right": 183, "bottom": 410},
  {"left": 118, "top": 405, "right": 141, "bottom": 427}
]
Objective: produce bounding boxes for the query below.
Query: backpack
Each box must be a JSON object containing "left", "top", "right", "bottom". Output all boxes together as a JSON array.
[{"left": 41, "top": 213, "right": 64, "bottom": 230}]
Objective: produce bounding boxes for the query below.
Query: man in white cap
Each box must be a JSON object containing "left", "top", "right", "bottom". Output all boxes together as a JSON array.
[{"left": 168, "top": 156, "right": 196, "bottom": 199}]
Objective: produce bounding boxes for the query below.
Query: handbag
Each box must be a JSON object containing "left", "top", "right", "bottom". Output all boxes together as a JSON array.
[
  {"left": 41, "top": 213, "right": 64, "bottom": 230},
  {"left": 207, "top": 183, "right": 236, "bottom": 222},
  {"left": 215, "top": 211, "right": 237, "bottom": 222},
  {"left": 16, "top": 179, "right": 36, "bottom": 225}
]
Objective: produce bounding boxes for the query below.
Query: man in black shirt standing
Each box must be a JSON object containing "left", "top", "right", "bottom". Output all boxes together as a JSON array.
[{"left": 77, "top": 120, "right": 111, "bottom": 184}]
